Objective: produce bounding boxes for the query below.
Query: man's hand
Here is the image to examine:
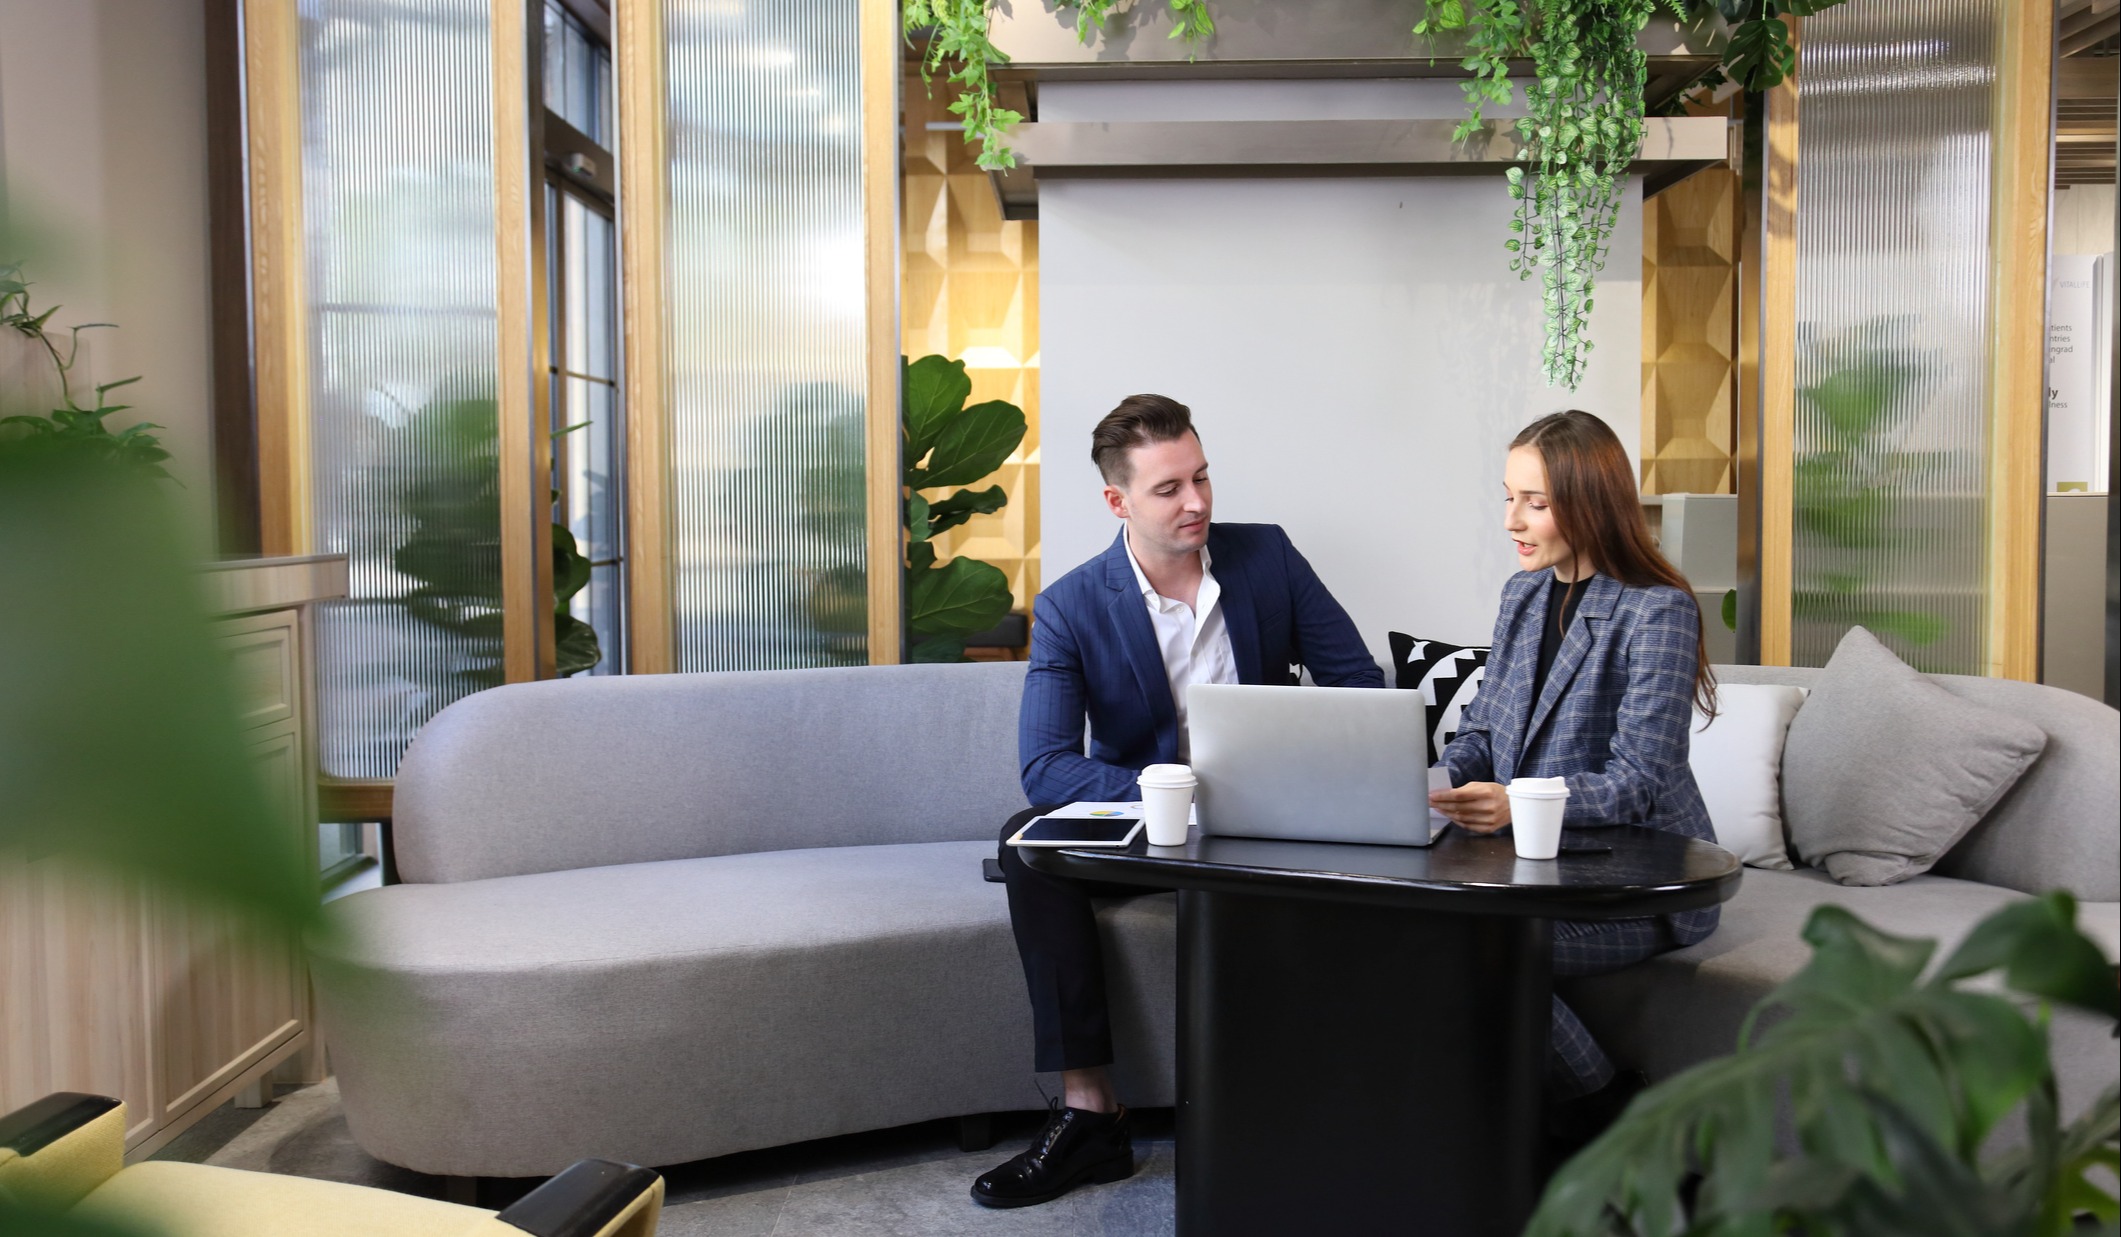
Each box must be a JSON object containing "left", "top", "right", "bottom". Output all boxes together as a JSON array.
[{"left": 1428, "top": 782, "right": 1512, "bottom": 833}]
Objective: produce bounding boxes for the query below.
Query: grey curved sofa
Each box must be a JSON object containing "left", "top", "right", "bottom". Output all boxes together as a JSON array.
[
  {"left": 311, "top": 661, "right": 1174, "bottom": 1179},
  {"left": 1566, "top": 665, "right": 2120, "bottom": 1124},
  {"left": 313, "top": 659, "right": 2117, "bottom": 1180}
]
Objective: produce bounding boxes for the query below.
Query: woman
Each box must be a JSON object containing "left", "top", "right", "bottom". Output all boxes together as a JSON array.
[{"left": 1428, "top": 409, "right": 1719, "bottom": 1131}]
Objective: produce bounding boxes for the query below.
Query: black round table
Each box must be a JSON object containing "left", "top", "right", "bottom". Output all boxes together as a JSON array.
[{"left": 1014, "top": 807, "right": 1742, "bottom": 1237}]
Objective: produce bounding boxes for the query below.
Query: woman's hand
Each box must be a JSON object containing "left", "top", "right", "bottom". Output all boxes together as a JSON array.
[{"left": 1428, "top": 782, "right": 1513, "bottom": 833}]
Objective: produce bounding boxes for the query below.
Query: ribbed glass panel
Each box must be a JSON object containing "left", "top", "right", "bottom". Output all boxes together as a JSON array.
[
  {"left": 1788, "top": 3, "right": 1995, "bottom": 672},
  {"left": 301, "top": 0, "right": 501, "bottom": 778},
  {"left": 662, "top": 0, "right": 870, "bottom": 671}
]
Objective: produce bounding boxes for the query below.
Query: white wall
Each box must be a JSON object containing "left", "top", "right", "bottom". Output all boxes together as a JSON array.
[
  {"left": 1038, "top": 80, "right": 1642, "bottom": 670},
  {"left": 0, "top": 1, "right": 214, "bottom": 538},
  {"left": 2053, "top": 183, "right": 2116, "bottom": 257}
]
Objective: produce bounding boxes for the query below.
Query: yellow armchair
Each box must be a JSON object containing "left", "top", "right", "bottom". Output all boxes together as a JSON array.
[{"left": 0, "top": 1094, "right": 663, "bottom": 1237}]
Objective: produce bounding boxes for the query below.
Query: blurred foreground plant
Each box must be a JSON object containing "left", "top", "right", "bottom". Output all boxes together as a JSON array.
[
  {"left": 1, "top": 261, "right": 315, "bottom": 1237},
  {"left": 1529, "top": 894, "right": 2120, "bottom": 1237}
]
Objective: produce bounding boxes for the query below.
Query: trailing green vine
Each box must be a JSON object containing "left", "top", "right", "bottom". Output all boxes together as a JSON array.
[
  {"left": 1420, "top": 0, "right": 1847, "bottom": 389},
  {"left": 903, "top": 0, "right": 1216, "bottom": 171},
  {"left": 1420, "top": 0, "right": 1676, "bottom": 389}
]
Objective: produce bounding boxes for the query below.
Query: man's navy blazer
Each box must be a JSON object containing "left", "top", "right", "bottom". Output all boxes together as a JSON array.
[{"left": 1018, "top": 523, "right": 1384, "bottom": 804}]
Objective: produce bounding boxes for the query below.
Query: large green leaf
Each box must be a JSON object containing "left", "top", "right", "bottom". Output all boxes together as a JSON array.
[
  {"left": 907, "top": 555, "right": 1012, "bottom": 639},
  {"left": 902, "top": 354, "right": 971, "bottom": 468},
  {"left": 552, "top": 520, "right": 592, "bottom": 606},
  {"left": 905, "top": 492, "right": 931, "bottom": 545},
  {"left": 1933, "top": 892, "right": 2119, "bottom": 1022},
  {"left": 912, "top": 399, "right": 1025, "bottom": 489},
  {"left": 554, "top": 611, "right": 602, "bottom": 678},
  {"left": 1527, "top": 897, "right": 2113, "bottom": 1237},
  {"left": 1725, "top": 16, "right": 1796, "bottom": 92},
  {"left": 925, "top": 484, "right": 1008, "bottom": 537}
]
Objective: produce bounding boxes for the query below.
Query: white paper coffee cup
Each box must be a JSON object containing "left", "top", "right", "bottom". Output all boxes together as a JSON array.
[
  {"left": 1138, "top": 763, "right": 1197, "bottom": 847},
  {"left": 1506, "top": 776, "right": 1570, "bottom": 860}
]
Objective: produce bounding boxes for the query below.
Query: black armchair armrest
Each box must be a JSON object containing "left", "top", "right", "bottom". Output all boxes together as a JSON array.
[
  {"left": 0, "top": 1093, "right": 122, "bottom": 1158},
  {"left": 495, "top": 1159, "right": 663, "bottom": 1237}
]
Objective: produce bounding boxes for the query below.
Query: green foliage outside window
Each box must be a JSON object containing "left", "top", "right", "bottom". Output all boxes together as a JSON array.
[{"left": 390, "top": 392, "right": 603, "bottom": 683}]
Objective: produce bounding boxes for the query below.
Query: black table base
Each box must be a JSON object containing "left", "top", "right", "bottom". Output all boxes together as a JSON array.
[
  {"left": 1179, "top": 889, "right": 1551, "bottom": 1237},
  {"left": 1017, "top": 810, "right": 1741, "bottom": 1237}
]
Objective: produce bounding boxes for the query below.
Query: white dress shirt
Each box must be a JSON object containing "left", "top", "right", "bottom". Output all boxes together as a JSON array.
[{"left": 1124, "top": 529, "right": 1239, "bottom": 761}]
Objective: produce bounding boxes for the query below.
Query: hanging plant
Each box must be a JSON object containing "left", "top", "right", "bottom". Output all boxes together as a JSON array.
[
  {"left": 903, "top": 0, "right": 1216, "bottom": 171},
  {"left": 1420, "top": 0, "right": 1848, "bottom": 388},
  {"left": 1418, "top": 0, "right": 1675, "bottom": 390}
]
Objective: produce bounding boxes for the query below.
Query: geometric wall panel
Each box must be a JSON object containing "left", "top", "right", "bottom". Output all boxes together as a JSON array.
[{"left": 1641, "top": 162, "right": 1740, "bottom": 496}]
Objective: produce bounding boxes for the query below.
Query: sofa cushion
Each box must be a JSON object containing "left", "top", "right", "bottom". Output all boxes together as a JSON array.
[
  {"left": 1688, "top": 684, "right": 1805, "bottom": 870},
  {"left": 1715, "top": 664, "right": 2119, "bottom": 902},
  {"left": 1782, "top": 627, "right": 2047, "bottom": 886},
  {"left": 1562, "top": 868, "right": 2120, "bottom": 1122},
  {"left": 311, "top": 840, "right": 1176, "bottom": 1176},
  {"left": 1387, "top": 632, "right": 1489, "bottom": 766}
]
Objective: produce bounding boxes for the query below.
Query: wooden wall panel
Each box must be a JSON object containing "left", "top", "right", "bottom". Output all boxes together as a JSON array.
[
  {"left": 902, "top": 73, "right": 1042, "bottom": 610},
  {"left": 1985, "top": 0, "right": 2055, "bottom": 681},
  {"left": 495, "top": 0, "right": 556, "bottom": 683},
  {"left": 1642, "top": 166, "right": 1740, "bottom": 496},
  {"left": 1761, "top": 33, "right": 1803, "bottom": 667},
  {"left": 245, "top": 0, "right": 313, "bottom": 557},
  {"left": 616, "top": 0, "right": 675, "bottom": 674},
  {"left": 0, "top": 856, "right": 160, "bottom": 1146}
]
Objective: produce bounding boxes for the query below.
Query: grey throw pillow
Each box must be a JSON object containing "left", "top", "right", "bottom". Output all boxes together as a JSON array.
[{"left": 1783, "top": 626, "right": 2048, "bottom": 886}]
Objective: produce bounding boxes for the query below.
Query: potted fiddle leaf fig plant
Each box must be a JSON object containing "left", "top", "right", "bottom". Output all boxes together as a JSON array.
[{"left": 901, "top": 353, "right": 1026, "bottom": 663}]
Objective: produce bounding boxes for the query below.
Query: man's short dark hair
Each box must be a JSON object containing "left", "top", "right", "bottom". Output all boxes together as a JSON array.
[{"left": 1091, "top": 394, "right": 1199, "bottom": 486}]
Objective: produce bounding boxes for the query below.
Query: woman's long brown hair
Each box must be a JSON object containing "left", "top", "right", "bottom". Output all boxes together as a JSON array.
[{"left": 1511, "top": 410, "right": 1718, "bottom": 720}]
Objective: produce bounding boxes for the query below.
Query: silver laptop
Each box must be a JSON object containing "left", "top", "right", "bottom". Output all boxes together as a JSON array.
[{"left": 1187, "top": 683, "right": 1435, "bottom": 847}]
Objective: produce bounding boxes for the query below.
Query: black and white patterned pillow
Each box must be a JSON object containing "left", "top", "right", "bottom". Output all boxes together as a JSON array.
[{"left": 1387, "top": 632, "right": 1491, "bottom": 767}]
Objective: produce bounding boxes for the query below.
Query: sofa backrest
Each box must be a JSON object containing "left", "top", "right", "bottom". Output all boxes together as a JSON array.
[
  {"left": 1715, "top": 664, "right": 2119, "bottom": 901},
  {"left": 393, "top": 661, "right": 1030, "bottom": 883}
]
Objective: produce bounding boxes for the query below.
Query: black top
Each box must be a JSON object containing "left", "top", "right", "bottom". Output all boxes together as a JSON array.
[
  {"left": 1530, "top": 573, "right": 1586, "bottom": 702},
  {"left": 1013, "top": 808, "right": 1743, "bottom": 921}
]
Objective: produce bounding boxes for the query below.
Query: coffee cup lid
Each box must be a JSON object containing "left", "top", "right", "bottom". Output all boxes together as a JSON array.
[
  {"left": 1139, "top": 763, "right": 1196, "bottom": 787},
  {"left": 1507, "top": 776, "right": 1570, "bottom": 798}
]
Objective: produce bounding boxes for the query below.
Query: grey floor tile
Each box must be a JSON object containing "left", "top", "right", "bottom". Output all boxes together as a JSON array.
[
  {"left": 179, "top": 1080, "right": 1176, "bottom": 1235},
  {"left": 147, "top": 1100, "right": 275, "bottom": 1164},
  {"left": 658, "top": 1186, "right": 793, "bottom": 1237},
  {"left": 203, "top": 1079, "right": 445, "bottom": 1200},
  {"left": 768, "top": 1145, "right": 1172, "bottom": 1237}
]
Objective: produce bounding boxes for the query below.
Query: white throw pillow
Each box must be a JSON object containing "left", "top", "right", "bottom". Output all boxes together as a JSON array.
[{"left": 1688, "top": 684, "right": 1808, "bottom": 870}]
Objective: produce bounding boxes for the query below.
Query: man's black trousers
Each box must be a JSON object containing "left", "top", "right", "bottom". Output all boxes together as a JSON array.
[{"left": 996, "top": 817, "right": 1171, "bottom": 1073}]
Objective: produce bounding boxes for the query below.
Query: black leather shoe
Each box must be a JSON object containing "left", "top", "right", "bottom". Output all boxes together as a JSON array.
[{"left": 970, "top": 1101, "right": 1134, "bottom": 1208}]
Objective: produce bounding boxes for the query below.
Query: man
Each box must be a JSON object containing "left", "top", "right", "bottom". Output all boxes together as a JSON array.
[{"left": 973, "top": 394, "right": 1383, "bottom": 1209}]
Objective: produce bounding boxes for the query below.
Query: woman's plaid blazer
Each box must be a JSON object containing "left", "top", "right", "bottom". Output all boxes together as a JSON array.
[{"left": 1441, "top": 569, "right": 1719, "bottom": 945}]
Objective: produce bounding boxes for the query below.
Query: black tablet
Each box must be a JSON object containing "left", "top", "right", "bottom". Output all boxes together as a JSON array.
[{"left": 1007, "top": 815, "right": 1145, "bottom": 848}]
